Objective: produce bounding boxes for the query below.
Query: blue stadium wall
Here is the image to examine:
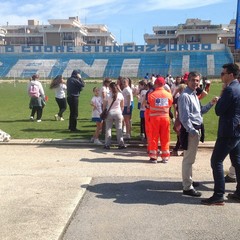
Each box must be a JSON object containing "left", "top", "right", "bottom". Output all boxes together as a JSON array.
[{"left": 0, "top": 44, "right": 233, "bottom": 79}]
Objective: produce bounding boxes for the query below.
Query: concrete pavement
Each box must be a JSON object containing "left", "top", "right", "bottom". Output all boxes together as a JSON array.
[
  {"left": 1, "top": 139, "right": 240, "bottom": 240},
  {"left": 1, "top": 138, "right": 216, "bottom": 148}
]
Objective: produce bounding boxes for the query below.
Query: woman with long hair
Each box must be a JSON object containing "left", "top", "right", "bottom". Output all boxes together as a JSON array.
[
  {"left": 50, "top": 75, "right": 67, "bottom": 121},
  {"left": 122, "top": 77, "right": 134, "bottom": 139},
  {"left": 102, "top": 82, "right": 126, "bottom": 149}
]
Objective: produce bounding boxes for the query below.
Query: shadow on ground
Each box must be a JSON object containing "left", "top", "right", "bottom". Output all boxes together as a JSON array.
[{"left": 83, "top": 179, "right": 218, "bottom": 206}]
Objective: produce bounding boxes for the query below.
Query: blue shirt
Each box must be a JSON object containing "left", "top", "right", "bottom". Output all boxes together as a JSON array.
[{"left": 178, "top": 86, "right": 212, "bottom": 135}]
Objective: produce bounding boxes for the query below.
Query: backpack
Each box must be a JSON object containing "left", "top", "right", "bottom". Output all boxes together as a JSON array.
[
  {"left": 29, "top": 84, "right": 40, "bottom": 98},
  {"left": 0, "top": 129, "right": 11, "bottom": 142}
]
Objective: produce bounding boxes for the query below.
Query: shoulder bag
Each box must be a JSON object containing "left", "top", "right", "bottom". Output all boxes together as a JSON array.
[{"left": 100, "top": 98, "right": 116, "bottom": 120}]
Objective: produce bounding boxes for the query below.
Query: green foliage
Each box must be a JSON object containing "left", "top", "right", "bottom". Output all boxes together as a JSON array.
[{"left": 0, "top": 81, "right": 222, "bottom": 140}]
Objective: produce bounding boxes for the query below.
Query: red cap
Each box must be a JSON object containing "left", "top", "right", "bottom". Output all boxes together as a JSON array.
[
  {"left": 183, "top": 72, "right": 189, "bottom": 81},
  {"left": 155, "top": 77, "right": 165, "bottom": 85}
]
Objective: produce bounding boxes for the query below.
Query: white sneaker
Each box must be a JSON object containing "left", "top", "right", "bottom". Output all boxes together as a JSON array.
[
  {"left": 60, "top": 117, "right": 64, "bottom": 121},
  {"left": 94, "top": 139, "right": 103, "bottom": 145},
  {"left": 140, "top": 133, "right": 145, "bottom": 141},
  {"left": 161, "top": 159, "right": 168, "bottom": 164},
  {"left": 36, "top": 119, "right": 42, "bottom": 123},
  {"left": 54, "top": 114, "right": 59, "bottom": 121},
  {"left": 90, "top": 137, "right": 94, "bottom": 143},
  {"left": 30, "top": 116, "right": 34, "bottom": 121}
]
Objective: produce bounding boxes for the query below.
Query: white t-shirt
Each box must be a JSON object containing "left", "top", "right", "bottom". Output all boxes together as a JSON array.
[
  {"left": 164, "top": 84, "right": 171, "bottom": 92},
  {"left": 122, "top": 86, "right": 133, "bottom": 106},
  {"left": 171, "top": 83, "right": 180, "bottom": 99},
  {"left": 91, "top": 96, "right": 102, "bottom": 118},
  {"left": 55, "top": 83, "right": 67, "bottom": 99},
  {"left": 140, "top": 89, "right": 147, "bottom": 111},
  {"left": 99, "top": 85, "right": 109, "bottom": 101},
  {"left": 106, "top": 92, "right": 124, "bottom": 113},
  {"left": 151, "top": 76, "right": 157, "bottom": 84}
]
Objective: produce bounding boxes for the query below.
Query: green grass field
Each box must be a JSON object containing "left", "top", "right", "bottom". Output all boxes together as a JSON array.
[{"left": 0, "top": 80, "right": 222, "bottom": 141}]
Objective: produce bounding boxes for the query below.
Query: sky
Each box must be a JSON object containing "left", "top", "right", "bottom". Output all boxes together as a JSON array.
[{"left": 0, "top": 0, "right": 238, "bottom": 45}]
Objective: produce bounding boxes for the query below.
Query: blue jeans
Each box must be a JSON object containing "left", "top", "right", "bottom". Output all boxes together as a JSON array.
[{"left": 211, "top": 137, "right": 240, "bottom": 197}]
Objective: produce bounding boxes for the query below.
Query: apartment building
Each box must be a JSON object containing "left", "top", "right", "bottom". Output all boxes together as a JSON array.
[
  {"left": 0, "top": 17, "right": 238, "bottom": 57},
  {"left": 144, "top": 18, "right": 236, "bottom": 52},
  {"left": 1, "top": 16, "right": 116, "bottom": 47}
]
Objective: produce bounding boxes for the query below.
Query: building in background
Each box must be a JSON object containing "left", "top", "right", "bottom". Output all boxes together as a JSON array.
[
  {"left": 0, "top": 27, "right": 7, "bottom": 45},
  {"left": 1, "top": 17, "right": 237, "bottom": 50},
  {"left": 0, "top": 17, "right": 239, "bottom": 79},
  {"left": 144, "top": 18, "right": 237, "bottom": 57},
  {"left": 1, "top": 16, "right": 116, "bottom": 47},
  {"left": 84, "top": 24, "right": 116, "bottom": 45}
]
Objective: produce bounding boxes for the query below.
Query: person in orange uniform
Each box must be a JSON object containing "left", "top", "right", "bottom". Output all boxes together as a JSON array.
[{"left": 148, "top": 77, "right": 173, "bottom": 163}]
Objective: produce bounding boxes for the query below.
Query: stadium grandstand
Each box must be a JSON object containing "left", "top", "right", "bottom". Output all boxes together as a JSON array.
[
  {"left": 0, "top": 17, "right": 238, "bottom": 79},
  {"left": 0, "top": 44, "right": 234, "bottom": 79}
]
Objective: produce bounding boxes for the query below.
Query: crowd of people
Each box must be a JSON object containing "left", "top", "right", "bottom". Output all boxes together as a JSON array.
[
  {"left": 27, "top": 70, "right": 85, "bottom": 131},
  {"left": 26, "top": 63, "right": 240, "bottom": 205}
]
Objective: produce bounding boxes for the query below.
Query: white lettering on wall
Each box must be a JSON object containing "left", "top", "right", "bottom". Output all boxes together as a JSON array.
[
  {"left": 6, "top": 59, "right": 57, "bottom": 78},
  {"left": 63, "top": 59, "right": 108, "bottom": 78}
]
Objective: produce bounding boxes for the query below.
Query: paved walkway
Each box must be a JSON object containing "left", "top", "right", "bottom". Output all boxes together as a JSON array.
[
  {"left": 1, "top": 139, "right": 239, "bottom": 240},
  {"left": 1, "top": 138, "right": 216, "bottom": 148}
]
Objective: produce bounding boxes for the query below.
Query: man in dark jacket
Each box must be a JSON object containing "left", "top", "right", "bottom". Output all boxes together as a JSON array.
[
  {"left": 202, "top": 63, "right": 240, "bottom": 205},
  {"left": 67, "top": 70, "right": 85, "bottom": 132}
]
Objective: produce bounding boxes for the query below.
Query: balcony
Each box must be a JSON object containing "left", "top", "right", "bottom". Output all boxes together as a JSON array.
[
  {"left": 5, "top": 32, "right": 43, "bottom": 37},
  {"left": 176, "top": 28, "right": 221, "bottom": 35},
  {"left": 0, "top": 27, "right": 7, "bottom": 37},
  {"left": 186, "top": 39, "right": 201, "bottom": 43}
]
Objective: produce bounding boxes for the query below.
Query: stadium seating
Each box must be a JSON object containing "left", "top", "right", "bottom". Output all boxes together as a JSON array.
[{"left": 0, "top": 47, "right": 233, "bottom": 79}]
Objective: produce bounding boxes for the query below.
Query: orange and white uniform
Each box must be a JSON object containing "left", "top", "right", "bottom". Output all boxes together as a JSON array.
[{"left": 148, "top": 85, "right": 173, "bottom": 161}]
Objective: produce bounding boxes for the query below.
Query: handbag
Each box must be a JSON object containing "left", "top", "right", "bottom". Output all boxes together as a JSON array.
[
  {"left": 100, "top": 98, "right": 115, "bottom": 120},
  {"left": 100, "top": 108, "right": 108, "bottom": 120}
]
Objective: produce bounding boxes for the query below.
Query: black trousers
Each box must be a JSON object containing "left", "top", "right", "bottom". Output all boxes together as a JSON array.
[
  {"left": 55, "top": 97, "right": 67, "bottom": 117},
  {"left": 31, "top": 106, "right": 43, "bottom": 120},
  {"left": 140, "top": 118, "right": 146, "bottom": 136},
  {"left": 67, "top": 96, "right": 79, "bottom": 131}
]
